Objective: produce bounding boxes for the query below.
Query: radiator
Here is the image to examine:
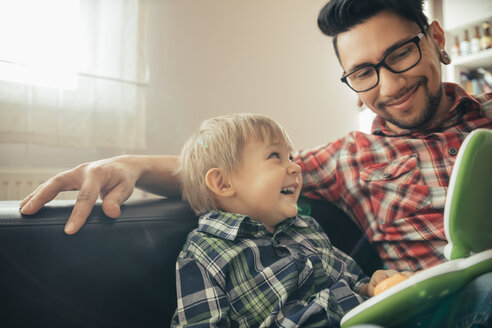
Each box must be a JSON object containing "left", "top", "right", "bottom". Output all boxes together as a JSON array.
[{"left": 0, "top": 167, "right": 157, "bottom": 201}]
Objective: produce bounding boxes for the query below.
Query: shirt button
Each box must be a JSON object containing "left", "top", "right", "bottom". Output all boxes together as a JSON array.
[
  {"left": 382, "top": 172, "right": 392, "bottom": 179},
  {"left": 448, "top": 147, "right": 458, "bottom": 156}
]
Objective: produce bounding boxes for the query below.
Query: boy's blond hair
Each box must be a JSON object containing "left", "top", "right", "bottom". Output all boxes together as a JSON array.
[{"left": 178, "top": 113, "right": 294, "bottom": 215}]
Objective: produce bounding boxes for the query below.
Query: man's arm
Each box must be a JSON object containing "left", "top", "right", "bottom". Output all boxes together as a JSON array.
[{"left": 19, "top": 155, "right": 181, "bottom": 234}]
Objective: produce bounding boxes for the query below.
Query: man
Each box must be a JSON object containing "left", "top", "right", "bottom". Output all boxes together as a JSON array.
[{"left": 299, "top": 0, "right": 491, "bottom": 272}]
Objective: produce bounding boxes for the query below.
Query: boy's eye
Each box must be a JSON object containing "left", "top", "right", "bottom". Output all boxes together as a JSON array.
[
  {"left": 268, "top": 152, "right": 280, "bottom": 159},
  {"left": 289, "top": 155, "right": 294, "bottom": 161}
]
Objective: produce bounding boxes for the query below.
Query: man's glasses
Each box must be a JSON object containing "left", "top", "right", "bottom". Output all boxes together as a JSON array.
[{"left": 341, "top": 31, "right": 425, "bottom": 93}]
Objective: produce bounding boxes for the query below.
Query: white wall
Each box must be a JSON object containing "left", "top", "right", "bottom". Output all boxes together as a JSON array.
[
  {"left": 442, "top": 0, "right": 492, "bottom": 30},
  {"left": 0, "top": 0, "right": 359, "bottom": 171}
]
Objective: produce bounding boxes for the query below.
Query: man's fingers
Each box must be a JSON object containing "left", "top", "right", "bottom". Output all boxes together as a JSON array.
[
  {"left": 19, "top": 184, "right": 41, "bottom": 208},
  {"left": 19, "top": 192, "right": 34, "bottom": 209},
  {"left": 19, "top": 159, "right": 138, "bottom": 234},
  {"left": 20, "top": 183, "right": 46, "bottom": 214},
  {"left": 101, "top": 184, "right": 133, "bottom": 219},
  {"left": 64, "top": 188, "right": 100, "bottom": 235},
  {"left": 20, "top": 175, "right": 73, "bottom": 215}
]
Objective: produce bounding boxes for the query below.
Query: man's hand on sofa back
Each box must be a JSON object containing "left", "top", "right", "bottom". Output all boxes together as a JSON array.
[{"left": 19, "top": 155, "right": 181, "bottom": 234}]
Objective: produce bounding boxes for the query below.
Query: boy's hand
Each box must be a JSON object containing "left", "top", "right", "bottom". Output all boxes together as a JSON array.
[{"left": 360, "top": 269, "right": 413, "bottom": 297}]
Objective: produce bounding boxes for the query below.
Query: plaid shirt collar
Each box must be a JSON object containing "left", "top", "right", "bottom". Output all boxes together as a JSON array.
[
  {"left": 197, "top": 210, "right": 307, "bottom": 241},
  {"left": 372, "top": 82, "right": 482, "bottom": 137}
]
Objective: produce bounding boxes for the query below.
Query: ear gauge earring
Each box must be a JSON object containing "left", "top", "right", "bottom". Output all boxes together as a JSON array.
[{"left": 440, "top": 49, "right": 451, "bottom": 65}]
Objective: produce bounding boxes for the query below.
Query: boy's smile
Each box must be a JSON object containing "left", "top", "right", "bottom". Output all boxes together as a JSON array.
[
  {"left": 224, "top": 136, "right": 302, "bottom": 232},
  {"left": 280, "top": 184, "right": 298, "bottom": 195}
]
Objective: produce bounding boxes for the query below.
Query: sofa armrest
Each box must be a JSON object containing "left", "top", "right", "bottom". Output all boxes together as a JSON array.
[{"left": 0, "top": 198, "right": 197, "bottom": 328}]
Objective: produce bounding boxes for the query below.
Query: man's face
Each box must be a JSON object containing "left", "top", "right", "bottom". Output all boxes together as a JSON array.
[{"left": 337, "top": 10, "right": 447, "bottom": 132}]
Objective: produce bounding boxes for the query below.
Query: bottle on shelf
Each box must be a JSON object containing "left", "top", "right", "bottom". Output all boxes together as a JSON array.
[
  {"left": 471, "top": 26, "right": 481, "bottom": 53},
  {"left": 481, "top": 22, "right": 491, "bottom": 50},
  {"left": 451, "top": 35, "right": 461, "bottom": 58},
  {"left": 460, "top": 29, "right": 471, "bottom": 56}
]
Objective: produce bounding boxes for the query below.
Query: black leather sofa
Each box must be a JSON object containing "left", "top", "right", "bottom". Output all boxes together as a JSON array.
[{"left": 0, "top": 197, "right": 382, "bottom": 328}]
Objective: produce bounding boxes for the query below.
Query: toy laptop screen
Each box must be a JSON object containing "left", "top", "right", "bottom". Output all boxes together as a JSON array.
[{"left": 444, "top": 128, "right": 492, "bottom": 260}]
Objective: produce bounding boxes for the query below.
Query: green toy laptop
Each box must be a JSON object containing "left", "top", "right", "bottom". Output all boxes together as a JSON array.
[{"left": 341, "top": 129, "right": 492, "bottom": 328}]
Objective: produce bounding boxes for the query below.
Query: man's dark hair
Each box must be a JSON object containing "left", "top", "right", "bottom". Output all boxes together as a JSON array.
[{"left": 318, "top": 0, "right": 429, "bottom": 60}]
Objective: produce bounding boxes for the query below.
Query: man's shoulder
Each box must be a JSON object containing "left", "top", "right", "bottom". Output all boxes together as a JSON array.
[
  {"left": 473, "top": 91, "right": 492, "bottom": 110},
  {"left": 447, "top": 82, "right": 492, "bottom": 113},
  {"left": 468, "top": 91, "right": 492, "bottom": 123},
  {"left": 296, "top": 130, "right": 377, "bottom": 159}
]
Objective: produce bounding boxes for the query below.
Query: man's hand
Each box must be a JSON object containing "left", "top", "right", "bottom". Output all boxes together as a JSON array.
[
  {"left": 360, "top": 269, "right": 413, "bottom": 297},
  {"left": 19, "top": 156, "right": 141, "bottom": 235}
]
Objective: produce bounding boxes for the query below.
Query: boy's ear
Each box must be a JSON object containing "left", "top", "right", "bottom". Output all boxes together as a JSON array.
[{"left": 205, "top": 168, "right": 235, "bottom": 197}]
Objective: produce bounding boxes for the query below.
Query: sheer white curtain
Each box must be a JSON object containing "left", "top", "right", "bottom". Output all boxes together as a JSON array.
[{"left": 0, "top": 0, "right": 148, "bottom": 149}]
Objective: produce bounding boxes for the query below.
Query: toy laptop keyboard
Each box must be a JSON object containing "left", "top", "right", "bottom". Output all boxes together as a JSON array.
[{"left": 341, "top": 129, "right": 492, "bottom": 328}]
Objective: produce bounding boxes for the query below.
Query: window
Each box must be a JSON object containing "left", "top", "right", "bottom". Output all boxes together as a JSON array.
[{"left": 0, "top": 0, "right": 148, "bottom": 149}]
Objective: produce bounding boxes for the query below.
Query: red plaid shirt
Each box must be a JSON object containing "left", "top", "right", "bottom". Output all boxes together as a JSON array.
[{"left": 296, "top": 83, "right": 492, "bottom": 271}]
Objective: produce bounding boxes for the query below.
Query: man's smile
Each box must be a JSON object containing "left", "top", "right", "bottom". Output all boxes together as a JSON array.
[{"left": 381, "top": 81, "right": 421, "bottom": 112}]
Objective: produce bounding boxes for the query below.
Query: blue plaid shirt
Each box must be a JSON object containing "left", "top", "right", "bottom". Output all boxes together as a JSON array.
[{"left": 171, "top": 211, "right": 369, "bottom": 327}]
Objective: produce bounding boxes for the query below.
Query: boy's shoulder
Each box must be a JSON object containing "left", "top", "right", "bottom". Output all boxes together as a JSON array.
[
  {"left": 296, "top": 214, "right": 318, "bottom": 225},
  {"left": 179, "top": 228, "right": 234, "bottom": 259},
  {"left": 294, "top": 214, "right": 324, "bottom": 233},
  {"left": 177, "top": 216, "right": 249, "bottom": 269},
  {"left": 177, "top": 214, "right": 330, "bottom": 263}
]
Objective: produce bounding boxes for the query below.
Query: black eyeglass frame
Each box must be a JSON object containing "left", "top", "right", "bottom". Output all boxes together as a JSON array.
[{"left": 340, "top": 31, "right": 425, "bottom": 93}]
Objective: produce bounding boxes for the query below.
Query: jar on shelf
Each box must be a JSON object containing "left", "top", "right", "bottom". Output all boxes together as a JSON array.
[
  {"left": 471, "top": 26, "right": 481, "bottom": 53},
  {"left": 481, "top": 22, "right": 491, "bottom": 50},
  {"left": 451, "top": 35, "right": 460, "bottom": 58},
  {"left": 460, "top": 29, "right": 471, "bottom": 55}
]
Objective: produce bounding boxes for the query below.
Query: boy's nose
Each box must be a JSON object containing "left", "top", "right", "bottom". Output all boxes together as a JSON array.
[{"left": 287, "top": 162, "right": 301, "bottom": 175}]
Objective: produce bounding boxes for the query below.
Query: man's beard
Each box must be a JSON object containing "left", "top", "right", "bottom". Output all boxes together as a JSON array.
[{"left": 377, "top": 77, "right": 443, "bottom": 131}]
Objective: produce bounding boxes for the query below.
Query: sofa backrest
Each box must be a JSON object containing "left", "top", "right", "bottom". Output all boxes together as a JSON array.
[
  {"left": 0, "top": 198, "right": 197, "bottom": 327},
  {"left": 0, "top": 197, "right": 382, "bottom": 327}
]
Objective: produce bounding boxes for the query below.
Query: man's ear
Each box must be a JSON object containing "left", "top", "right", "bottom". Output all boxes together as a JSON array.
[
  {"left": 205, "top": 168, "right": 235, "bottom": 197},
  {"left": 428, "top": 20, "right": 446, "bottom": 51}
]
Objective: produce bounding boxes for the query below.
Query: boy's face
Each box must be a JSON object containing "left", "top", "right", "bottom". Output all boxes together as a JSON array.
[
  {"left": 337, "top": 10, "right": 447, "bottom": 132},
  {"left": 228, "top": 136, "right": 302, "bottom": 232}
]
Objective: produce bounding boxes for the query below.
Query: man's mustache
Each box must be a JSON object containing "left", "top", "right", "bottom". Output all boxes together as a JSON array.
[{"left": 376, "top": 77, "right": 427, "bottom": 110}]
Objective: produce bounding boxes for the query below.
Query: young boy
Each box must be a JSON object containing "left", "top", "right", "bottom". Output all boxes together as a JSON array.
[{"left": 172, "top": 113, "right": 397, "bottom": 327}]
